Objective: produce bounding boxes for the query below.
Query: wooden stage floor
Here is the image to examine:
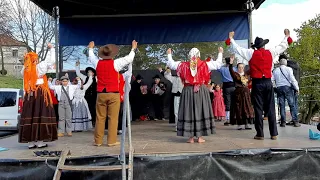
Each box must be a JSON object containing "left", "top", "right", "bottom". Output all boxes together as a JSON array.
[{"left": 1, "top": 120, "right": 320, "bottom": 160}]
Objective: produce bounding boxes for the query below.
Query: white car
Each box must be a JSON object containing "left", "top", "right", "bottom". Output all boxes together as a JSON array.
[{"left": 0, "top": 88, "right": 23, "bottom": 131}]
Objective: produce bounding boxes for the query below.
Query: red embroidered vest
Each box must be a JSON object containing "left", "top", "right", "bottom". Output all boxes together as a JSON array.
[
  {"left": 249, "top": 49, "right": 273, "bottom": 78},
  {"left": 96, "top": 60, "right": 119, "bottom": 92}
]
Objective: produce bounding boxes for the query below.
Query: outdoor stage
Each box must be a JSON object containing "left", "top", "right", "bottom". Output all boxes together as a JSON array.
[
  {"left": 1, "top": 120, "right": 320, "bottom": 160},
  {"left": 1, "top": 121, "right": 320, "bottom": 180}
]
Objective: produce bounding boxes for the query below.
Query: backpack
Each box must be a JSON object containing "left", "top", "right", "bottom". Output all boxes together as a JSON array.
[{"left": 287, "top": 60, "right": 300, "bottom": 83}]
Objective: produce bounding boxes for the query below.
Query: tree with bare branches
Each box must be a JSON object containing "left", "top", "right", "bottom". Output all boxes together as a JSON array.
[
  {"left": 8, "top": 0, "right": 54, "bottom": 61},
  {"left": 0, "top": 0, "right": 12, "bottom": 75}
]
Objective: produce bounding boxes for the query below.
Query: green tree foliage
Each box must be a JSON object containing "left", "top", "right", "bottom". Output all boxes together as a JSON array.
[{"left": 288, "top": 14, "right": 320, "bottom": 124}]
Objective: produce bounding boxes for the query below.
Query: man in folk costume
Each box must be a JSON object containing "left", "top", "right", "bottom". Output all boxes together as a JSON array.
[
  {"left": 226, "top": 29, "right": 293, "bottom": 140},
  {"left": 166, "top": 47, "right": 224, "bottom": 143},
  {"left": 88, "top": 40, "right": 137, "bottom": 147},
  {"left": 19, "top": 43, "right": 57, "bottom": 149},
  {"left": 164, "top": 68, "right": 183, "bottom": 131}
]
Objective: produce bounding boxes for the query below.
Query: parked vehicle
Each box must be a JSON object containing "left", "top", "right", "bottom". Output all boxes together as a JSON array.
[{"left": 0, "top": 88, "right": 23, "bottom": 131}]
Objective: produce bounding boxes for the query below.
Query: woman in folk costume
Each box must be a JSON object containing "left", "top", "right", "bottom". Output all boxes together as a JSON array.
[
  {"left": 75, "top": 61, "right": 97, "bottom": 127},
  {"left": 71, "top": 73, "right": 93, "bottom": 132},
  {"left": 227, "top": 56, "right": 254, "bottom": 130},
  {"left": 19, "top": 43, "right": 57, "bottom": 149},
  {"left": 166, "top": 47, "right": 223, "bottom": 143}
]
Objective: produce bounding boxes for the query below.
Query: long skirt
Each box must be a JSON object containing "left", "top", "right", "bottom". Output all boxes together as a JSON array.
[
  {"left": 177, "top": 85, "right": 215, "bottom": 137},
  {"left": 72, "top": 100, "right": 93, "bottom": 131},
  {"left": 230, "top": 87, "right": 255, "bottom": 125},
  {"left": 19, "top": 88, "right": 58, "bottom": 143}
]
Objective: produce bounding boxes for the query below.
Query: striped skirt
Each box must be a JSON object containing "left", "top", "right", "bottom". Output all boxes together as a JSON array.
[{"left": 177, "top": 85, "right": 215, "bottom": 137}]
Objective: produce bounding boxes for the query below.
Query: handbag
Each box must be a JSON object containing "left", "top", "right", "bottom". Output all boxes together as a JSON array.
[{"left": 279, "top": 67, "right": 297, "bottom": 92}]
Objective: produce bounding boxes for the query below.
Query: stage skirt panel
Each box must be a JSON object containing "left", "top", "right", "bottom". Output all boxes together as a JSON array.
[
  {"left": 230, "top": 86, "right": 255, "bottom": 125},
  {"left": 19, "top": 88, "right": 58, "bottom": 143},
  {"left": 72, "top": 100, "right": 93, "bottom": 131},
  {"left": 177, "top": 85, "right": 215, "bottom": 137}
]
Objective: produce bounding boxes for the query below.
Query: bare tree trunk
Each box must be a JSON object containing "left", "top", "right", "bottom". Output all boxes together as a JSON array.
[{"left": 0, "top": 44, "right": 4, "bottom": 76}]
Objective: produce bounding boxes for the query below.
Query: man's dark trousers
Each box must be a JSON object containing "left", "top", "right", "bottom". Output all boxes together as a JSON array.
[{"left": 251, "top": 78, "right": 278, "bottom": 137}]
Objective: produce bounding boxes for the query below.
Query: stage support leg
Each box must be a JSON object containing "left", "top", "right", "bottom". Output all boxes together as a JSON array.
[{"left": 53, "top": 6, "right": 59, "bottom": 78}]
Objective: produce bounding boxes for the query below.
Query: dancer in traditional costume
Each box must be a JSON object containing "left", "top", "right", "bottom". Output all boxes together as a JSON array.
[
  {"left": 211, "top": 84, "right": 225, "bottom": 121},
  {"left": 217, "top": 58, "right": 237, "bottom": 125},
  {"left": 226, "top": 29, "right": 292, "bottom": 140},
  {"left": 19, "top": 44, "right": 57, "bottom": 149},
  {"left": 75, "top": 61, "right": 97, "bottom": 127},
  {"left": 49, "top": 76, "right": 80, "bottom": 137},
  {"left": 88, "top": 40, "right": 137, "bottom": 147},
  {"left": 164, "top": 68, "right": 183, "bottom": 130},
  {"left": 166, "top": 47, "right": 223, "bottom": 143},
  {"left": 227, "top": 57, "right": 254, "bottom": 130},
  {"left": 71, "top": 75, "right": 93, "bottom": 132}
]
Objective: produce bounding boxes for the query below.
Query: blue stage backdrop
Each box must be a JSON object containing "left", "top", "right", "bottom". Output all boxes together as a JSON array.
[{"left": 59, "top": 13, "right": 249, "bottom": 46}]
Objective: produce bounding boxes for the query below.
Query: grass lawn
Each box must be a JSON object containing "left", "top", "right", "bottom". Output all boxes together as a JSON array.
[{"left": 0, "top": 76, "right": 23, "bottom": 89}]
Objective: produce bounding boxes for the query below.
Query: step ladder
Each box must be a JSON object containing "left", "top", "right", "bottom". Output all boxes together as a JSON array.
[{"left": 53, "top": 75, "right": 134, "bottom": 180}]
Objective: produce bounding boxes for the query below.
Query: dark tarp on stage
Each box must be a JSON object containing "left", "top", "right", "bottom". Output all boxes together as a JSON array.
[
  {"left": 59, "top": 13, "right": 249, "bottom": 46},
  {"left": 1, "top": 148, "right": 320, "bottom": 180}
]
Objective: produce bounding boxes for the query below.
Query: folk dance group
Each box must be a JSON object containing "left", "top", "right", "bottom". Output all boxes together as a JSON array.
[{"left": 18, "top": 29, "right": 293, "bottom": 148}]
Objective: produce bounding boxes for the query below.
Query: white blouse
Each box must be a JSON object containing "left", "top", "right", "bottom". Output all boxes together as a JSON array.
[{"left": 21, "top": 48, "right": 56, "bottom": 85}]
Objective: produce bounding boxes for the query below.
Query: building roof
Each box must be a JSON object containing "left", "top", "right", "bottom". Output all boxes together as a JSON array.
[
  {"left": 0, "top": 34, "right": 25, "bottom": 46},
  {"left": 30, "top": 0, "right": 265, "bottom": 17}
]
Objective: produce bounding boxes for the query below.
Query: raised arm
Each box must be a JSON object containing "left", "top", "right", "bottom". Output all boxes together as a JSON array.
[
  {"left": 228, "top": 32, "right": 254, "bottom": 61},
  {"left": 37, "top": 43, "right": 56, "bottom": 76},
  {"left": 269, "top": 31, "right": 291, "bottom": 64},
  {"left": 114, "top": 40, "right": 137, "bottom": 72},
  {"left": 206, "top": 47, "right": 224, "bottom": 71},
  {"left": 166, "top": 48, "right": 181, "bottom": 70},
  {"left": 87, "top": 41, "right": 99, "bottom": 68},
  {"left": 75, "top": 60, "right": 87, "bottom": 81},
  {"left": 164, "top": 69, "right": 174, "bottom": 83},
  {"left": 228, "top": 56, "right": 241, "bottom": 81},
  {"left": 83, "top": 76, "right": 93, "bottom": 90}
]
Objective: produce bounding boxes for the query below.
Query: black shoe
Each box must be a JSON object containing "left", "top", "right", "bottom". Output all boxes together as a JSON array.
[
  {"left": 42, "top": 150, "right": 49, "bottom": 156},
  {"left": 293, "top": 122, "right": 301, "bottom": 127},
  {"left": 37, "top": 144, "right": 48, "bottom": 149},
  {"left": 280, "top": 122, "right": 286, "bottom": 127},
  {"left": 224, "top": 122, "right": 230, "bottom": 126},
  {"left": 28, "top": 145, "right": 37, "bottom": 149}
]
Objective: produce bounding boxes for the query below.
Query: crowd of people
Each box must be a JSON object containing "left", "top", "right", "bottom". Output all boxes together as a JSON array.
[{"left": 18, "top": 29, "right": 301, "bottom": 149}]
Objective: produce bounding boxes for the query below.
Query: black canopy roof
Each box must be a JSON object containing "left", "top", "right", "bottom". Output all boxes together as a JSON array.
[{"left": 31, "top": 0, "right": 265, "bottom": 17}]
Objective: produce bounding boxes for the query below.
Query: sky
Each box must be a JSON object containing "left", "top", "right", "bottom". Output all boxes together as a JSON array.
[{"left": 252, "top": 0, "right": 320, "bottom": 48}]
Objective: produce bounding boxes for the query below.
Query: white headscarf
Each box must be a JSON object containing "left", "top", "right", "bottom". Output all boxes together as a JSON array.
[{"left": 188, "top": 48, "right": 201, "bottom": 77}]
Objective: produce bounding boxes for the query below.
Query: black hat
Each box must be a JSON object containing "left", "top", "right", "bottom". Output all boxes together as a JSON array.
[
  {"left": 225, "top": 57, "right": 231, "bottom": 64},
  {"left": 153, "top": 74, "right": 161, "bottom": 79},
  {"left": 85, "top": 67, "right": 96, "bottom": 75},
  {"left": 135, "top": 74, "right": 143, "bottom": 80},
  {"left": 252, "top": 37, "right": 269, "bottom": 49},
  {"left": 279, "top": 53, "right": 288, "bottom": 60}
]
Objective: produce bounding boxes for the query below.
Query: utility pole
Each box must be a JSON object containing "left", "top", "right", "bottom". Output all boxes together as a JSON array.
[
  {"left": 53, "top": 6, "right": 59, "bottom": 78},
  {"left": 247, "top": 0, "right": 254, "bottom": 48}
]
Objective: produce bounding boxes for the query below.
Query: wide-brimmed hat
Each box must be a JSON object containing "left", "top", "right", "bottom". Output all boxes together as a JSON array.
[
  {"left": 60, "top": 76, "right": 69, "bottom": 81},
  {"left": 252, "top": 37, "right": 269, "bottom": 49},
  {"left": 98, "top": 44, "right": 119, "bottom": 59},
  {"left": 85, "top": 67, "right": 96, "bottom": 75},
  {"left": 152, "top": 74, "right": 161, "bottom": 79},
  {"left": 135, "top": 74, "right": 143, "bottom": 80}
]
